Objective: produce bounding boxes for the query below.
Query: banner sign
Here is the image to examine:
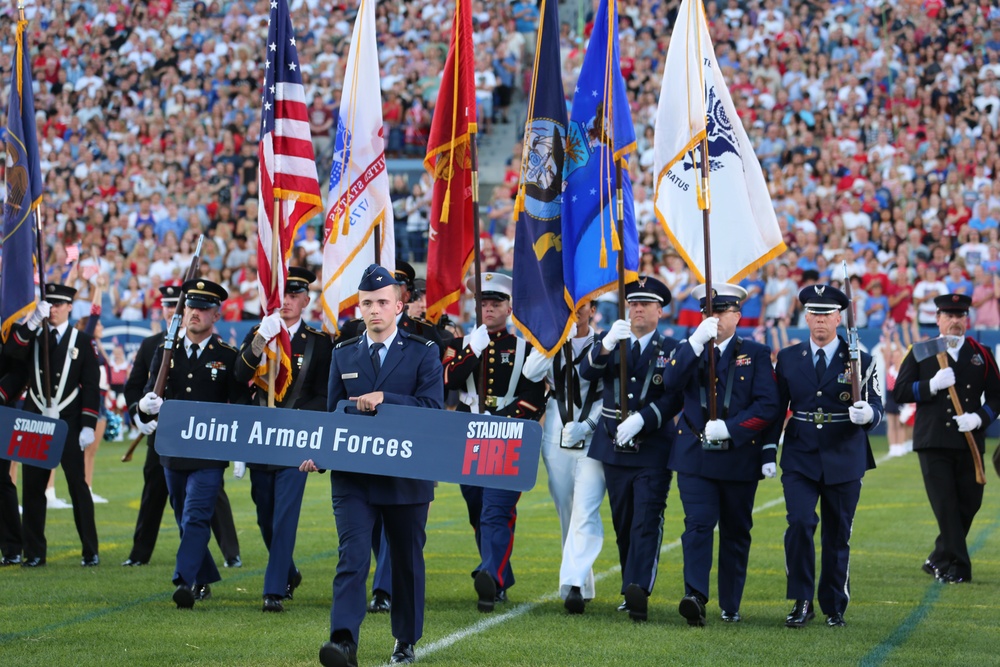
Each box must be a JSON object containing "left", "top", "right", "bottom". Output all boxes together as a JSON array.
[
  {"left": 0, "top": 406, "right": 68, "bottom": 469},
  {"left": 155, "top": 401, "right": 542, "bottom": 492}
]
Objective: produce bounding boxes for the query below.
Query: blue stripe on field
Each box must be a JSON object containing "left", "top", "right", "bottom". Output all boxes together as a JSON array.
[{"left": 859, "top": 509, "right": 999, "bottom": 666}]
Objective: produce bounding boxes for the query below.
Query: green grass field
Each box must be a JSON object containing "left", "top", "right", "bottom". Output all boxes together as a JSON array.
[{"left": 1, "top": 436, "right": 999, "bottom": 666}]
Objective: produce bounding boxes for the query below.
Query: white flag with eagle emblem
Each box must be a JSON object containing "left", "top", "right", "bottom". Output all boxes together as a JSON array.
[{"left": 653, "top": 0, "right": 785, "bottom": 283}]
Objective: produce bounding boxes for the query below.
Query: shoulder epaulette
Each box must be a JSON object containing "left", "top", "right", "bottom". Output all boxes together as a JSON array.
[
  {"left": 215, "top": 336, "right": 238, "bottom": 352},
  {"left": 335, "top": 335, "right": 362, "bottom": 349},
  {"left": 304, "top": 324, "right": 326, "bottom": 336}
]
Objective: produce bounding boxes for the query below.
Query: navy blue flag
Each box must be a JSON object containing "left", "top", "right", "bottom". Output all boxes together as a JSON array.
[
  {"left": 1, "top": 18, "right": 43, "bottom": 343},
  {"left": 561, "top": 0, "right": 639, "bottom": 310},
  {"left": 511, "top": 0, "right": 572, "bottom": 356}
]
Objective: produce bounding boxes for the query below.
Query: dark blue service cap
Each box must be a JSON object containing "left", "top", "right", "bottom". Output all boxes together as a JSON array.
[
  {"left": 286, "top": 266, "right": 316, "bottom": 294},
  {"left": 624, "top": 275, "right": 672, "bottom": 306},
  {"left": 934, "top": 293, "right": 971, "bottom": 313},
  {"left": 798, "top": 284, "right": 849, "bottom": 314},
  {"left": 181, "top": 279, "right": 228, "bottom": 309},
  {"left": 358, "top": 264, "right": 398, "bottom": 292},
  {"left": 44, "top": 284, "right": 77, "bottom": 304}
]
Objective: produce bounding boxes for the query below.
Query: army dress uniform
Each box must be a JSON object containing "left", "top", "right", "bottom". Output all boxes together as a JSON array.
[
  {"left": 0, "top": 348, "right": 29, "bottom": 565},
  {"left": 443, "top": 274, "right": 545, "bottom": 609},
  {"left": 893, "top": 294, "right": 1000, "bottom": 583},
  {"left": 578, "top": 277, "right": 681, "bottom": 621},
  {"left": 121, "top": 285, "right": 241, "bottom": 567},
  {"left": 663, "top": 284, "right": 781, "bottom": 625},
  {"left": 768, "top": 285, "right": 883, "bottom": 627},
  {"left": 139, "top": 280, "right": 246, "bottom": 605},
  {"left": 14, "top": 285, "right": 101, "bottom": 567},
  {"left": 234, "top": 267, "right": 333, "bottom": 610}
]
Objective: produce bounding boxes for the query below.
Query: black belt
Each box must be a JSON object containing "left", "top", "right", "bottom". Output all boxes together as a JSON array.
[{"left": 791, "top": 410, "right": 851, "bottom": 424}]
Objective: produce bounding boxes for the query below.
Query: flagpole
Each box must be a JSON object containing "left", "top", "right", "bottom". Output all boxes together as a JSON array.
[
  {"left": 698, "top": 136, "right": 717, "bottom": 420},
  {"left": 615, "top": 158, "right": 628, "bottom": 421},
  {"left": 268, "top": 198, "right": 279, "bottom": 408},
  {"left": 470, "top": 131, "right": 487, "bottom": 415}
]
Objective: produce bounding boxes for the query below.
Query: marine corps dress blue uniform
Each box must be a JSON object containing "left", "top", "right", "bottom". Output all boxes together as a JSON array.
[
  {"left": 312, "top": 264, "right": 444, "bottom": 667},
  {"left": 138, "top": 280, "right": 246, "bottom": 607},
  {"left": 235, "top": 267, "right": 332, "bottom": 611},
  {"left": 578, "top": 276, "right": 680, "bottom": 622},
  {"left": 443, "top": 273, "right": 546, "bottom": 613},
  {"left": 892, "top": 293, "right": 1000, "bottom": 584},
  {"left": 768, "top": 285, "right": 883, "bottom": 628}
]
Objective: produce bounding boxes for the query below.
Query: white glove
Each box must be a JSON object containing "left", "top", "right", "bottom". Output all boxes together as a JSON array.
[
  {"left": 233, "top": 461, "right": 247, "bottom": 479},
  {"left": 468, "top": 324, "right": 491, "bottom": 356},
  {"left": 40, "top": 405, "right": 61, "bottom": 420},
  {"left": 704, "top": 419, "right": 730, "bottom": 441},
  {"left": 27, "top": 301, "right": 51, "bottom": 331},
  {"left": 953, "top": 413, "right": 982, "bottom": 432},
  {"left": 79, "top": 426, "right": 95, "bottom": 450},
  {"left": 561, "top": 421, "right": 590, "bottom": 447},
  {"left": 601, "top": 319, "right": 632, "bottom": 352},
  {"left": 928, "top": 367, "right": 955, "bottom": 395},
  {"left": 139, "top": 392, "right": 163, "bottom": 415},
  {"left": 689, "top": 317, "right": 720, "bottom": 356},
  {"left": 136, "top": 414, "right": 158, "bottom": 435},
  {"left": 849, "top": 401, "right": 874, "bottom": 425},
  {"left": 521, "top": 347, "right": 554, "bottom": 382},
  {"left": 257, "top": 312, "right": 283, "bottom": 342},
  {"left": 616, "top": 412, "right": 644, "bottom": 443},
  {"left": 761, "top": 462, "right": 777, "bottom": 478},
  {"left": 567, "top": 322, "right": 578, "bottom": 339}
]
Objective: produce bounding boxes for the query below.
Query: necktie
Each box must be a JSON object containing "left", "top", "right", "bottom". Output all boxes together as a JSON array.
[
  {"left": 631, "top": 340, "right": 642, "bottom": 368},
  {"left": 714, "top": 346, "right": 721, "bottom": 366},
  {"left": 815, "top": 348, "right": 826, "bottom": 382},
  {"left": 370, "top": 342, "right": 384, "bottom": 375},
  {"left": 189, "top": 342, "right": 199, "bottom": 360},
  {"left": 49, "top": 328, "right": 59, "bottom": 348}
]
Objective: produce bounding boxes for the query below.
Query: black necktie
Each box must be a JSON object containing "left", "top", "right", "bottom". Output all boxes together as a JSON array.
[
  {"left": 714, "top": 346, "right": 721, "bottom": 366},
  {"left": 370, "top": 342, "right": 384, "bottom": 375},
  {"left": 631, "top": 340, "right": 642, "bottom": 368},
  {"left": 815, "top": 348, "right": 826, "bottom": 382},
  {"left": 189, "top": 342, "right": 199, "bottom": 360},
  {"left": 49, "top": 328, "right": 59, "bottom": 348}
]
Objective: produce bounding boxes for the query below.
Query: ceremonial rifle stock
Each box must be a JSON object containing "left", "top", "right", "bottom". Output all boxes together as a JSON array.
[
  {"left": 151, "top": 235, "right": 205, "bottom": 397},
  {"left": 841, "top": 262, "right": 861, "bottom": 402}
]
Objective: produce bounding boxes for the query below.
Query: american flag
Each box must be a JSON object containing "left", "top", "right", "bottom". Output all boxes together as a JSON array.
[{"left": 255, "top": 0, "right": 322, "bottom": 402}]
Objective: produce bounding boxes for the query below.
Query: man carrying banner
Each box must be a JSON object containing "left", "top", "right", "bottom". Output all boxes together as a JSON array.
[
  {"left": 521, "top": 302, "right": 606, "bottom": 614},
  {"left": 0, "top": 345, "right": 29, "bottom": 565},
  {"left": 893, "top": 293, "right": 1000, "bottom": 584},
  {"left": 662, "top": 283, "right": 780, "bottom": 625},
  {"left": 443, "top": 273, "right": 546, "bottom": 613},
  {"left": 137, "top": 280, "right": 246, "bottom": 607},
  {"left": 302, "top": 264, "right": 443, "bottom": 667},
  {"left": 579, "top": 276, "right": 680, "bottom": 622},
  {"left": 235, "top": 267, "right": 332, "bottom": 612},
  {"left": 121, "top": 285, "right": 241, "bottom": 568},
  {"left": 12, "top": 285, "right": 100, "bottom": 568},
  {"left": 768, "top": 285, "right": 882, "bottom": 628}
]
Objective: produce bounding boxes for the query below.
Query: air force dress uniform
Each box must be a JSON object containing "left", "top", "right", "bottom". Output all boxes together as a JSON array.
[
  {"left": 578, "top": 276, "right": 681, "bottom": 621},
  {"left": 235, "top": 267, "right": 333, "bottom": 610},
  {"left": 321, "top": 265, "right": 444, "bottom": 666},
  {"left": 768, "top": 285, "right": 883, "bottom": 628},
  {"left": 139, "top": 280, "right": 245, "bottom": 606},
  {"left": 664, "top": 284, "right": 781, "bottom": 625},
  {"left": 892, "top": 293, "right": 1000, "bottom": 583}
]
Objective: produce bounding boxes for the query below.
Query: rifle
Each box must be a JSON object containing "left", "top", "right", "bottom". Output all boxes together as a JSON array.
[
  {"left": 150, "top": 236, "right": 205, "bottom": 397},
  {"left": 841, "top": 261, "right": 861, "bottom": 402}
]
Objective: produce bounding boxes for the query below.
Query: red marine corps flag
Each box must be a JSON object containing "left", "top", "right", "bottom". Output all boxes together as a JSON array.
[
  {"left": 257, "top": 0, "right": 322, "bottom": 403},
  {"left": 423, "top": 0, "right": 477, "bottom": 322}
]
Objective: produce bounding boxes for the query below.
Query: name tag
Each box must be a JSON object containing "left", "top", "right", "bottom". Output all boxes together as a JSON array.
[{"left": 341, "top": 372, "right": 359, "bottom": 379}]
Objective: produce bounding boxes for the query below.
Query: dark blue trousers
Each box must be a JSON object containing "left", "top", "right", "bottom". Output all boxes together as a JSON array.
[
  {"left": 164, "top": 467, "right": 223, "bottom": 588},
  {"left": 603, "top": 463, "right": 671, "bottom": 595},
  {"left": 371, "top": 519, "right": 392, "bottom": 595},
  {"left": 677, "top": 473, "right": 758, "bottom": 613},
  {"left": 330, "top": 493, "right": 428, "bottom": 646},
  {"left": 250, "top": 467, "right": 308, "bottom": 597},
  {"left": 782, "top": 470, "right": 861, "bottom": 615},
  {"left": 461, "top": 484, "right": 520, "bottom": 591}
]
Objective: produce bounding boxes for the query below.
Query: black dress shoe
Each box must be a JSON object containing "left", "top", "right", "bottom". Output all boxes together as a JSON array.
[
  {"left": 21, "top": 557, "right": 45, "bottom": 568},
  {"left": 121, "top": 558, "right": 147, "bottom": 567},
  {"left": 564, "top": 586, "right": 585, "bottom": 614},
  {"left": 679, "top": 594, "right": 707, "bottom": 627},
  {"left": 826, "top": 613, "right": 846, "bottom": 627},
  {"left": 224, "top": 555, "right": 242, "bottom": 568},
  {"left": 319, "top": 640, "right": 359, "bottom": 667},
  {"left": 937, "top": 571, "right": 970, "bottom": 584},
  {"left": 389, "top": 640, "right": 416, "bottom": 664},
  {"left": 721, "top": 610, "right": 741, "bottom": 623},
  {"left": 173, "top": 585, "right": 195, "bottom": 609},
  {"left": 785, "top": 600, "right": 815, "bottom": 628},
  {"left": 263, "top": 595, "right": 284, "bottom": 612},
  {"left": 1, "top": 554, "right": 22, "bottom": 566},
  {"left": 285, "top": 569, "right": 303, "bottom": 599},
  {"left": 624, "top": 583, "right": 648, "bottom": 622},
  {"left": 81, "top": 555, "right": 100, "bottom": 567},
  {"left": 193, "top": 584, "right": 211, "bottom": 601},
  {"left": 921, "top": 560, "right": 940, "bottom": 577},
  {"left": 617, "top": 599, "right": 629, "bottom": 612},
  {"left": 368, "top": 589, "right": 391, "bottom": 613},
  {"left": 474, "top": 571, "right": 497, "bottom": 613}
]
